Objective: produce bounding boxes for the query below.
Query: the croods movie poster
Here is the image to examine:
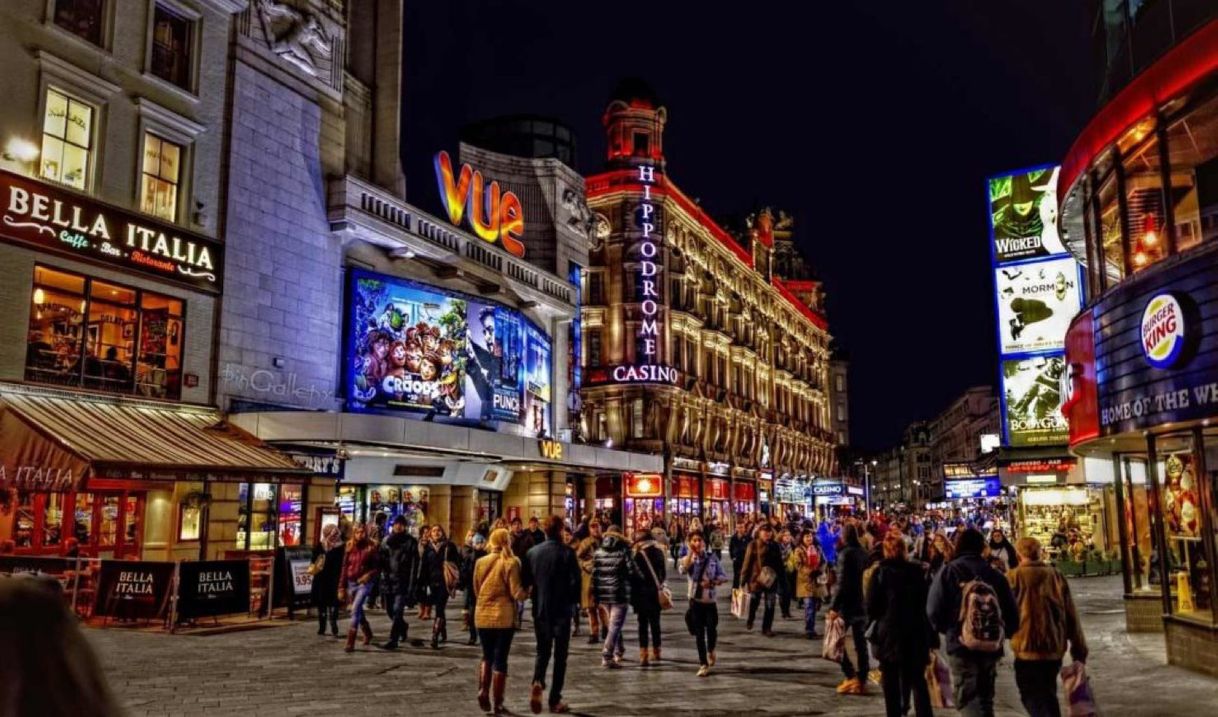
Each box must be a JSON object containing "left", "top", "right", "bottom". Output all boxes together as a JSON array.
[{"left": 345, "top": 269, "right": 551, "bottom": 433}]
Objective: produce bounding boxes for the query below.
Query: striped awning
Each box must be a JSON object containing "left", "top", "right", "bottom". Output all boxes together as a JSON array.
[{"left": 0, "top": 391, "right": 304, "bottom": 491}]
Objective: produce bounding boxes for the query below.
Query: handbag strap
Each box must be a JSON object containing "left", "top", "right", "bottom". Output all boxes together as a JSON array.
[{"left": 640, "top": 546, "right": 663, "bottom": 591}]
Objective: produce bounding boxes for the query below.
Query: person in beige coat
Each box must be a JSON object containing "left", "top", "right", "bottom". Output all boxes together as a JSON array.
[{"left": 474, "top": 528, "right": 529, "bottom": 715}]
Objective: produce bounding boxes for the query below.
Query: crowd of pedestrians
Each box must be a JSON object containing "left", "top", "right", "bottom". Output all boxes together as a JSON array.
[{"left": 308, "top": 509, "right": 1089, "bottom": 716}]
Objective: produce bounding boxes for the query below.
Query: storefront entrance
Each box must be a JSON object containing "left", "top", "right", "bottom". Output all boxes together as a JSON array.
[{"left": 9, "top": 487, "right": 143, "bottom": 558}]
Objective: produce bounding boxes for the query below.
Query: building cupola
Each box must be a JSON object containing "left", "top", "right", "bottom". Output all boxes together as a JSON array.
[{"left": 603, "top": 77, "right": 667, "bottom": 171}]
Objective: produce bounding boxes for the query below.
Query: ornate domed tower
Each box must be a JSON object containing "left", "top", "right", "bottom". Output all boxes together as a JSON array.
[{"left": 602, "top": 77, "right": 668, "bottom": 171}]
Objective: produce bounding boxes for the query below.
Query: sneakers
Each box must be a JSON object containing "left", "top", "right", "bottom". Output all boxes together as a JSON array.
[
  {"left": 697, "top": 665, "right": 710, "bottom": 677},
  {"left": 835, "top": 678, "right": 866, "bottom": 695},
  {"left": 601, "top": 657, "right": 622, "bottom": 669}
]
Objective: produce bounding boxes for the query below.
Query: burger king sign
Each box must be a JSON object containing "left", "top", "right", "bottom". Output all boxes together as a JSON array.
[{"left": 1141, "top": 293, "right": 1187, "bottom": 369}]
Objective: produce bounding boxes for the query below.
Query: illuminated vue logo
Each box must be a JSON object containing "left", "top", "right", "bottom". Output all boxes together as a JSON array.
[
  {"left": 433, "top": 151, "right": 525, "bottom": 257},
  {"left": 1141, "top": 293, "right": 1186, "bottom": 369},
  {"left": 612, "top": 164, "right": 676, "bottom": 384}
]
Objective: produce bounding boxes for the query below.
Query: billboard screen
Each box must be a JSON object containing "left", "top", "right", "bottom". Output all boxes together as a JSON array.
[
  {"left": 994, "top": 256, "right": 1082, "bottom": 354},
  {"left": 988, "top": 166, "right": 1068, "bottom": 262},
  {"left": 345, "top": 269, "right": 551, "bottom": 435},
  {"left": 1002, "top": 355, "right": 1068, "bottom": 446}
]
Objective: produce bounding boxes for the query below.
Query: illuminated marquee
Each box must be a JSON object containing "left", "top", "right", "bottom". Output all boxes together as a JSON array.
[
  {"left": 610, "top": 164, "right": 674, "bottom": 385},
  {"left": 433, "top": 151, "right": 526, "bottom": 257}
]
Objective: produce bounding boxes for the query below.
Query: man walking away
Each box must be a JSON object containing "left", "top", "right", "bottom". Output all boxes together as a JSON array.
[
  {"left": 1007, "top": 537, "right": 1088, "bottom": 717},
  {"left": 521, "top": 516, "right": 581, "bottom": 715},
  {"left": 927, "top": 528, "right": 1019, "bottom": 717},
  {"left": 828, "top": 523, "right": 869, "bottom": 695},
  {"left": 511, "top": 517, "right": 536, "bottom": 628},
  {"left": 378, "top": 515, "right": 420, "bottom": 650},
  {"left": 729, "top": 523, "right": 749, "bottom": 589},
  {"left": 591, "top": 526, "right": 639, "bottom": 668},
  {"left": 740, "top": 523, "right": 784, "bottom": 636}
]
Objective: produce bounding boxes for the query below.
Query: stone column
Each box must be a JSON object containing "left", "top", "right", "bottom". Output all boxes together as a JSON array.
[
  {"left": 451, "top": 486, "right": 474, "bottom": 539},
  {"left": 428, "top": 484, "right": 452, "bottom": 537}
]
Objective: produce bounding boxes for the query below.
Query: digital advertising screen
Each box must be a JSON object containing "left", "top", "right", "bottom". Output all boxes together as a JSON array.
[
  {"left": 988, "top": 166, "right": 1068, "bottom": 262},
  {"left": 345, "top": 269, "right": 551, "bottom": 435},
  {"left": 994, "top": 256, "right": 1083, "bottom": 354},
  {"left": 1001, "top": 355, "right": 1069, "bottom": 447}
]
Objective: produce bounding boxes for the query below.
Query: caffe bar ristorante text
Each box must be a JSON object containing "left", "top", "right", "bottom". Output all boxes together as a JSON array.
[{"left": 0, "top": 170, "right": 222, "bottom": 292}]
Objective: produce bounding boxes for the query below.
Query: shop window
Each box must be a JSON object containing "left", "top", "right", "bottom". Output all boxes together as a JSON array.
[
  {"left": 25, "top": 266, "right": 185, "bottom": 399},
  {"left": 150, "top": 4, "right": 194, "bottom": 90},
  {"left": 54, "top": 0, "right": 106, "bottom": 46},
  {"left": 41, "top": 88, "right": 93, "bottom": 190},
  {"left": 1165, "top": 93, "right": 1218, "bottom": 251},
  {"left": 1123, "top": 135, "right": 1170, "bottom": 271},
  {"left": 14, "top": 492, "right": 35, "bottom": 548},
  {"left": 277, "top": 484, "right": 303, "bottom": 546},
  {"left": 178, "top": 502, "right": 202, "bottom": 541},
  {"left": 98, "top": 495, "right": 119, "bottom": 547},
  {"left": 1096, "top": 173, "right": 1125, "bottom": 285},
  {"left": 1158, "top": 433, "right": 1214, "bottom": 623},
  {"left": 1119, "top": 457, "right": 1158, "bottom": 595},
  {"left": 237, "top": 482, "right": 278, "bottom": 551},
  {"left": 140, "top": 133, "right": 182, "bottom": 221},
  {"left": 72, "top": 493, "right": 94, "bottom": 545},
  {"left": 43, "top": 494, "right": 64, "bottom": 547}
]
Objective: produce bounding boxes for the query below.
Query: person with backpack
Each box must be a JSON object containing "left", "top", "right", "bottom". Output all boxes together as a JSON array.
[
  {"left": 679, "top": 529, "right": 728, "bottom": 677},
  {"left": 867, "top": 529, "right": 934, "bottom": 717},
  {"left": 926, "top": 528, "right": 1019, "bottom": 717},
  {"left": 1007, "top": 537, "right": 1088, "bottom": 717},
  {"left": 794, "top": 530, "right": 827, "bottom": 639},
  {"left": 828, "top": 522, "right": 870, "bottom": 695}
]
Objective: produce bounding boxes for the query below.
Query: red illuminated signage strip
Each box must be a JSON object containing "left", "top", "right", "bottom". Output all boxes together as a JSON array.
[{"left": 1059, "top": 19, "right": 1218, "bottom": 203}]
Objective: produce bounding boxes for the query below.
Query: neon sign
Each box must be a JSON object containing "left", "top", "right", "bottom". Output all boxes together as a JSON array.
[{"left": 433, "top": 151, "right": 525, "bottom": 258}]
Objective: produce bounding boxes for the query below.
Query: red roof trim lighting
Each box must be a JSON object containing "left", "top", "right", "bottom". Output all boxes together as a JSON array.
[
  {"left": 1059, "top": 18, "right": 1218, "bottom": 204},
  {"left": 772, "top": 277, "right": 829, "bottom": 330}
]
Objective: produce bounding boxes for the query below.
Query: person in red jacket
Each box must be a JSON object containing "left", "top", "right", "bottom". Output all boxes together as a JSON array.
[{"left": 339, "top": 523, "right": 380, "bottom": 652}]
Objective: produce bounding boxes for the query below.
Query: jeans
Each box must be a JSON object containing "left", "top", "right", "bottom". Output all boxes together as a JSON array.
[
  {"left": 747, "top": 588, "right": 777, "bottom": 631},
  {"left": 1014, "top": 658, "right": 1063, "bottom": 717},
  {"left": 881, "top": 658, "right": 932, "bottom": 717},
  {"left": 532, "top": 618, "right": 571, "bottom": 707},
  {"left": 601, "top": 603, "right": 628, "bottom": 660},
  {"left": 802, "top": 597, "right": 821, "bottom": 636},
  {"left": 636, "top": 607, "right": 661, "bottom": 649},
  {"left": 346, "top": 580, "right": 373, "bottom": 630},
  {"left": 840, "top": 616, "right": 870, "bottom": 679},
  {"left": 947, "top": 652, "right": 1001, "bottom": 717},
  {"left": 384, "top": 592, "right": 409, "bottom": 643},
  {"left": 689, "top": 601, "right": 719, "bottom": 666},
  {"left": 479, "top": 627, "right": 515, "bottom": 673}
]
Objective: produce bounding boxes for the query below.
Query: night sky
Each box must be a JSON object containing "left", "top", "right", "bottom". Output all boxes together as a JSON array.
[{"left": 402, "top": 1, "right": 1095, "bottom": 450}]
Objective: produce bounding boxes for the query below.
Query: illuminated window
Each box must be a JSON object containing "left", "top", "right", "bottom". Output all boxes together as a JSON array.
[
  {"left": 40, "top": 88, "right": 93, "bottom": 190},
  {"left": 178, "top": 503, "right": 202, "bottom": 541},
  {"left": 140, "top": 134, "right": 182, "bottom": 221},
  {"left": 586, "top": 328, "right": 602, "bottom": 368},
  {"left": 631, "top": 398, "right": 645, "bottom": 439},
  {"left": 587, "top": 272, "right": 604, "bottom": 304},
  {"left": 54, "top": 0, "right": 106, "bottom": 46},
  {"left": 633, "top": 132, "right": 650, "bottom": 158},
  {"left": 150, "top": 4, "right": 194, "bottom": 90}
]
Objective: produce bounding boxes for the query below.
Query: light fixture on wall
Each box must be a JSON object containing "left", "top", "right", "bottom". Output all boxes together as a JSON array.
[
  {"left": 33, "top": 288, "right": 45, "bottom": 305},
  {"left": 2, "top": 137, "right": 39, "bottom": 165}
]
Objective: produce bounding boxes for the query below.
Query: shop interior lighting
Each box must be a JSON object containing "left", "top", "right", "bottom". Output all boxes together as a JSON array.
[
  {"left": 3, "top": 137, "right": 39, "bottom": 163},
  {"left": 33, "top": 288, "right": 45, "bottom": 305}
]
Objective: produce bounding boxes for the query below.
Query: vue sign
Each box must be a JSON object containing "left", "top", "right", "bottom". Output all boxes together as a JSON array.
[
  {"left": 434, "top": 151, "right": 525, "bottom": 257},
  {"left": 1142, "top": 293, "right": 1186, "bottom": 369}
]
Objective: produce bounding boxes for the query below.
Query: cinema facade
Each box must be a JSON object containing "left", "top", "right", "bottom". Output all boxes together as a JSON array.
[
  {"left": 579, "top": 80, "right": 838, "bottom": 536},
  {"left": 1058, "top": 5, "right": 1218, "bottom": 676}
]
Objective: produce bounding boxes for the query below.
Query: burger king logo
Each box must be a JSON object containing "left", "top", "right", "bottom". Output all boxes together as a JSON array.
[{"left": 1141, "top": 293, "right": 1186, "bottom": 369}]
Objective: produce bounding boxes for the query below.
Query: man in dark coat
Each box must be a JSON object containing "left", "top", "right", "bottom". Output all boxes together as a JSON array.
[
  {"left": 378, "top": 515, "right": 419, "bottom": 649},
  {"left": 740, "top": 523, "right": 784, "bottom": 636},
  {"left": 591, "top": 527, "right": 640, "bottom": 668},
  {"left": 527, "top": 516, "right": 547, "bottom": 549},
  {"left": 927, "top": 528, "right": 1020, "bottom": 717},
  {"left": 521, "top": 516, "right": 581, "bottom": 714},
  {"left": 510, "top": 517, "right": 536, "bottom": 628},
  {"left": 828, "top": 522, "right": 870, "bottom": 693},
  {"left": 728, "top": 522, "right": 750, "bottom": 589}
]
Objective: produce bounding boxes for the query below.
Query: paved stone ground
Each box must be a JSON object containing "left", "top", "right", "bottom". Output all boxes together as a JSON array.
[{"left": 86, "top": 569, "right": 1218, "bottom": 716}]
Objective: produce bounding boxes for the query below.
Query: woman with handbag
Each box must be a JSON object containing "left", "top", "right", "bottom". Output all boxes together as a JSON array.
[
  {"left": 310, "top": 523, "right": 345, "bottom": 637},
  {"left": 794, "top": 530, "right": 827, "bottom": 639},
  {"left": 420, "top": 524, "right": 461, "bottom": 649},
  {"left": 630, "top": 529, "right": 668, "bottom": 666},
  {"left": 339, "top": 523, "right": 380, "bottom": 653},
  {"left": 679, "top": 529, "right": 727, "bottom": 677},
  {"left": 474, "top": 527, "right": 529, "bottom": 715}
]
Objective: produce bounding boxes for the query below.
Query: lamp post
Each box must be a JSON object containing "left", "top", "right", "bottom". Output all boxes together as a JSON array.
[{"left": 866, "top": 459, "right": 876, "bottom": 518}]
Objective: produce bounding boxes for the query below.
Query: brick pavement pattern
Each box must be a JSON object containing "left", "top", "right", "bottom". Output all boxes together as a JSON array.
[{"left": 87, "top": 570, "right": 1217, "bottom": 716}]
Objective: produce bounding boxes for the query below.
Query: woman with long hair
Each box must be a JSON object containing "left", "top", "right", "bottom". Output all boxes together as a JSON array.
[
  {"left": 794, "top": 530, "right": 827, "bottom": 639},
  {"left": 311, "top": 523, "right": 345, "bottom": 636},
  {"left": 474, "top": 527, "right": 528, "bottom": 715},
  {"left": 417, "top": 524, "right": 432, "bottom": 620},
  {"left": 420, "top": 524, "right": 461, "bottom": 649},
  {"left": 927, "top": 532, "right": 954, "bottom": 577},
  {"left": 0, "top": 577, "right": 123, "bottom": 717},
  {"left": 339, "top": 522, "right": 380, "bottom": 652},
  {"left": 866, "top": 529, "right": 934, "bottom": 717}
]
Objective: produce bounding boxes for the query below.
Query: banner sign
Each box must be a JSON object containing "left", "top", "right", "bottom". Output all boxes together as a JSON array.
[
  {"left": 988, "top": 166, "right": 1068, "bottom": 262},
  {"left": 994, "top": 256, "right": 1082, "bottom": 354},
  {"left": 1002, "top": 355, "right": 1069, "bottom": 446},
  {"left": 0, "top": 169, "right": 222, "bottom": 292},
  {"left": 281, "top": 546, "right": 315, "bottom": 602},
  {"left": 944, "top": 477, "right": 1002, "bottom": 499},
  {"left": 177, "top": 560, "right": 251, "bottom": 619},
  {"left": 346, "top": 269, "right": 551, "bottom": 435},
  {"left": 93, "top": 560, "right": 175, "bottom": 620}
]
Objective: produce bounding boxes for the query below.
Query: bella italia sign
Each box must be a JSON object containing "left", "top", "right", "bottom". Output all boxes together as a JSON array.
[{"left": 0, "top": 169, "right": 222, "bottom": 292}]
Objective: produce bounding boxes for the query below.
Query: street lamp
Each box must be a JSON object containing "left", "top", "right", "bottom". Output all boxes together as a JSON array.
[{"left": 866, "top": 459, "right": 876, "bottom": 518}]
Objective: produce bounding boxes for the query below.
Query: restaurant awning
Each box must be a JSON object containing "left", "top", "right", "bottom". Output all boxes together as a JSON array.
[{"left": 0, "top": 389, "right": 306, "bottom": 491}]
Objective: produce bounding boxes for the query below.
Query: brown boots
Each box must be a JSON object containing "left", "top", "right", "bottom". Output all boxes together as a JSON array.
[
  {"left": 491, "top": 671, "right": 507, "bottom": 715},
  {"left": 359, "top": 617, "right": 373, "bottom": 645},
  {"left": 477, "top": 661, "right": 492, "bottom": 712},
  {"left": 652, "top": 646, "right": 661, "bottom": 663},
  {"left": 639, "top": 648, "right": 650, "bottom": 667},
  {"left": 344, "top": 628, "right": 357, "bottom": 653}
]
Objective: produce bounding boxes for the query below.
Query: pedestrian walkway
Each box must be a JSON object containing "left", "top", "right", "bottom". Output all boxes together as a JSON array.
[{"left": 85, "top": 566, "right": 1216, "bottom": 716}]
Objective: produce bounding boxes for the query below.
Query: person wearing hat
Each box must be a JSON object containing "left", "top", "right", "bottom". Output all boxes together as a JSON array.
[
  {"left": 462, "top": 530, "right": 489, "bottom": 645},
  {"left": 378, "top": 514, "right": 420, "bottom": 650}
]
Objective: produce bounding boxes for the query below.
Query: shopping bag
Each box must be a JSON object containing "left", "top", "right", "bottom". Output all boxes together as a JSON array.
[
  {"left": 821, "top": 614, "right": 846, "bottom": 661},
  {"left": 1060, "top": 661, "right": 1099, "bottom": 717},
  {"left": 730, "top": 588, "right": 747, "bottom": 619},
  {"left": 926, "top": 650, "right": 954, "bottom": 708}
]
